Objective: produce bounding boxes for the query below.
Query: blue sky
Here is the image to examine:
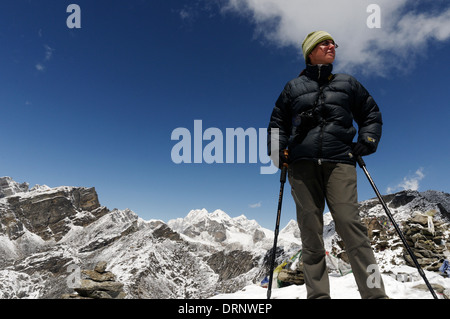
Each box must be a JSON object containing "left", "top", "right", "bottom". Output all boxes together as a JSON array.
[{"left": 1, "top": 0, "right": 449, "bottom": 230}]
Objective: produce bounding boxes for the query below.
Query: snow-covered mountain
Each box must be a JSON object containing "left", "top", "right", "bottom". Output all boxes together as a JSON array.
[
  {"left": 167, "top": 208, "right": 301, "bottom": 254},
  {"left": 0, "top": 177, "right": 296, "bottom": 298},
  {"left": 0, "top": 176, "right": 448, "bottom": 299}
]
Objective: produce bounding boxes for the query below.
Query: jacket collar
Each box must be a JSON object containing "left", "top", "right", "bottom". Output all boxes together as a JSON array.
[{"left": 302, "top": 64, "right": 334, "bottom": 85}]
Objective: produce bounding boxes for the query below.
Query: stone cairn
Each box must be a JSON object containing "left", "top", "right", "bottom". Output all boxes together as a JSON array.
[
  {"left": 62, "top": 261, "right": 126, "bottom": 299},
  {"left": 402, "top": 212, "right": 449, "bottom": 272},
  {"left": 364, "top": 211, "right": 449, "bottom": 272}
]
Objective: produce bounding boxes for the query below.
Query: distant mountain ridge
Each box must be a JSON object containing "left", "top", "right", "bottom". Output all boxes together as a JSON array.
[{"left": 0, "top": 176, "right": 448, "bottom": 298}]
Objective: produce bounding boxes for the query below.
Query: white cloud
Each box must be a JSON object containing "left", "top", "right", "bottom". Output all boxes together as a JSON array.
[
  {"left": 178, "top": 1, "right": 218, "bottom": 23},
  {"left": 35, "top": 63, "right": 45, "bottom": 71},
  {"left": 387, "top": 168, "right": 425, "bottom": 193},
  {"left": 35, "top": 44, "right": 54, "bottom": 72},
  {"left": 220, "top": 0, "right": 450, "bottom": 76},
  {"left": 179, "top": 9, "right": 193, "bottom": 20},
  {"left": 44, "top": 45, "right": 54, "bottom": 61},
  {"left": 249, "top": 201, "right": 262, "bottom": 208}
]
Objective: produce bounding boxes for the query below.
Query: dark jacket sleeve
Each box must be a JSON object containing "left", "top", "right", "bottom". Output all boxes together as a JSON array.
[
  {"left": 267, "top": 83, "right": 293, "bottom": 161},
  {"left": 351, "top": 79, "right": 383, "bottom": 155}
]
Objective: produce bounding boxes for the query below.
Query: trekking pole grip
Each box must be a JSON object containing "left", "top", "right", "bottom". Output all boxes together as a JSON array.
[
  {"left": 356, "top": 155, "right": 366, "bottom": 168},
  {"left": 280, "top": 149, "right": 289, "bottom": 183}
]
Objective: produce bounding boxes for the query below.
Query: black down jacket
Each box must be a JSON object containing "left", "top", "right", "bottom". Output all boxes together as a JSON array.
[{"left": 268, "top": 64, "right": 382, "bottom": 166}]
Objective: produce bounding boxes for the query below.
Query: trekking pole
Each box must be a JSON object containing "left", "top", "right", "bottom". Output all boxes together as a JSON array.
[
  {"left": 267, "top": 150, "right": 289, "bottom": 300},
  {"left": 356, "top": 156, "right": 438, "bottom": 299}
]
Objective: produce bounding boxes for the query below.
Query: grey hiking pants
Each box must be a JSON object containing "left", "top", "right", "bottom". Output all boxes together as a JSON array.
[{"left": 288, "top": 160, "right": 387, "bottom": 299}]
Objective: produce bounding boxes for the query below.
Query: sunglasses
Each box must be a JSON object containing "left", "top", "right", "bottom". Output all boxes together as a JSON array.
[{"left": 319, "top": 40, "right": 339, "bottom": 49}]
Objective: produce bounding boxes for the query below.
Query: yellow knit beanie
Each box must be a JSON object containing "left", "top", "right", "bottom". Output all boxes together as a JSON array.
[{"left": 302, "top": 31, "right": 335, "bottom": 63}]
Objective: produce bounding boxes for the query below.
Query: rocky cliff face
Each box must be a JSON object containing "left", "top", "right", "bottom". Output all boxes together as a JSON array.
[
  {"left": 0, "top": 177, "right": 448, "bottom": 299},
  {"left": 2, "top": 185, "right": 107, "bottom": 242}
]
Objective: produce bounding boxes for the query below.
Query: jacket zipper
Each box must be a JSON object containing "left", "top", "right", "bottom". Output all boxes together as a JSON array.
[
  {"left": 318, "top": 123, "right": 324, "bottom": 165},
  {"left": 317, "top": 65, "right": 321, "bottom": 82},
  {"left": 317, "top": 82, "right": 324, "bottom": 165}
]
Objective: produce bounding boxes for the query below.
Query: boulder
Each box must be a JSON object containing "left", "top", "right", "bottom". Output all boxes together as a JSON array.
[{"left": 74, "top": 280, "right": 124, "bottom": 299}]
